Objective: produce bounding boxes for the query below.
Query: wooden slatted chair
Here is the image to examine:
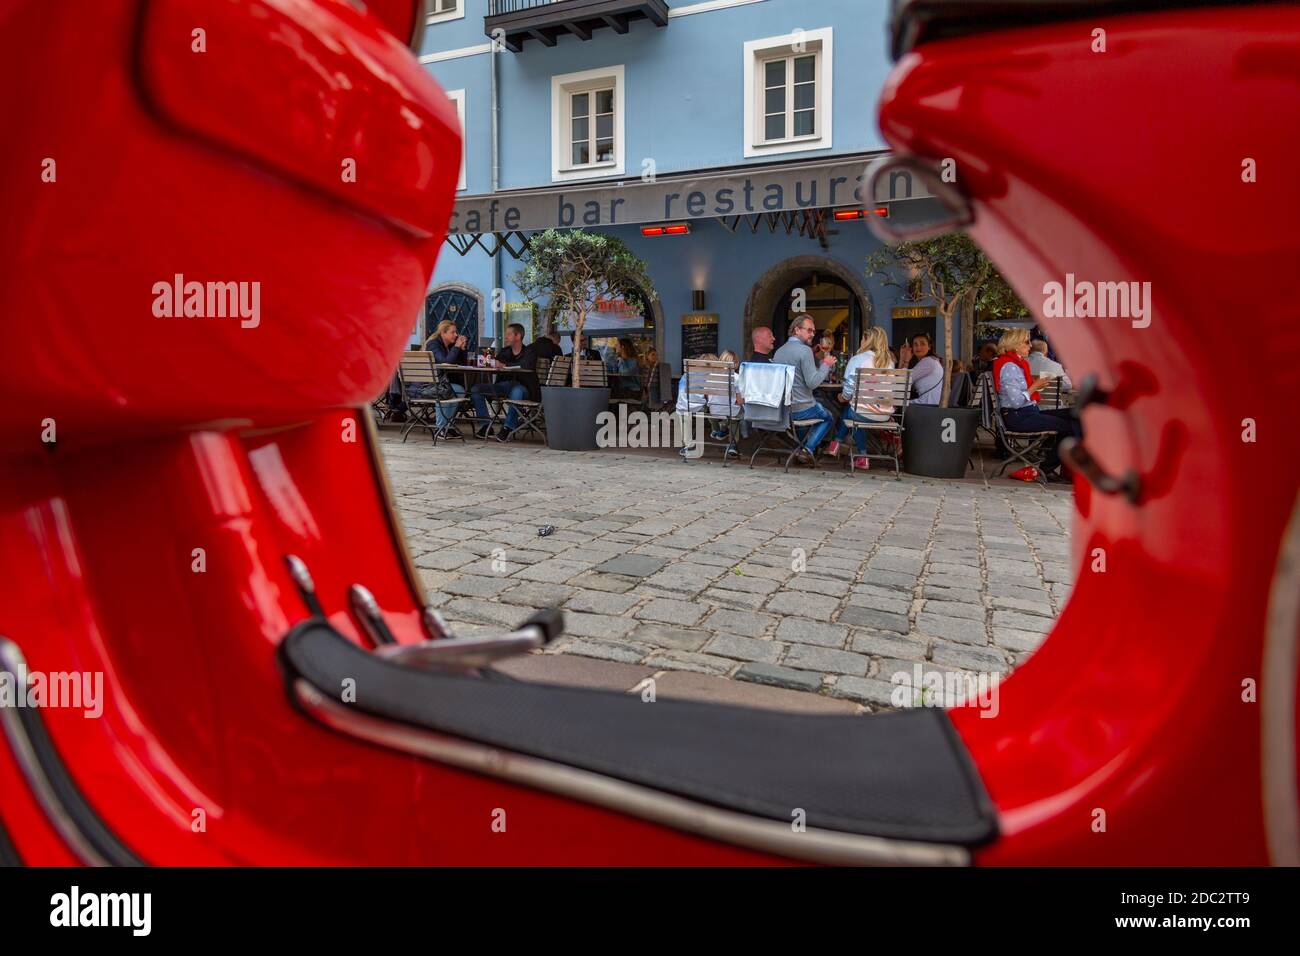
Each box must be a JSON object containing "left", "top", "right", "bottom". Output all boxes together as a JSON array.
[
  {"left": 841, "top": 367, "right": 912, "bottom": 477},
  {"left": 682, "top": 359, "right": 741, "bottom": 464},
  {"left": 1037, "top": 377, "right": 1064, "bottom": 410},
  {"left": 572, "top": 359, "right": 608, "bottom": 388},
  {"left": 499, "top": 357, "right": 549, "bottom": 443},
  {"left": 397, "top": 351, "right": 468, "bottom": 445}
]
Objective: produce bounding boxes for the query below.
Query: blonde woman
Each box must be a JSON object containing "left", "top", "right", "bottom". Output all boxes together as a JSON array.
[
  {"left": 826, "top": 326, "right": 893, "bottom": 469},
  {"left": 676, "top": 353, "right": 715, "bottom": 458},
  {"left": 418, "top": 319, "right": 467, "bottom": 434},
  {"left": 708, "top": 350, "right": 745, "bottom": 448},
  {"left": 993, "top": 328, "right": 1080, "bottom": 483}
]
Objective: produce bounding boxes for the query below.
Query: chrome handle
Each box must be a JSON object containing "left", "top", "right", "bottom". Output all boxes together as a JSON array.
[{"left": 376, "top": 609, "right": 563, "bottom": 673}]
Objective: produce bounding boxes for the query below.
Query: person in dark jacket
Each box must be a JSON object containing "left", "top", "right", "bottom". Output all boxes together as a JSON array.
[
  {"left": 470, "top": 323, "right": 538, "bottom": 440},
  {"left": 420, "top": 319, "right": 467, "bottom": 434},
  {"left": 532, "top": 329, "right": 563, "bottom": 362}
]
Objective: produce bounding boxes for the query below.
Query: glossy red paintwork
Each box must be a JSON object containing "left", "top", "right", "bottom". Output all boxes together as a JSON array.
[
  {"left": 1, "top": 0, "right": 1295, "bottom": 866},
  {"left": 879, "top": 7, "right": 1300, "bottom": 864}
]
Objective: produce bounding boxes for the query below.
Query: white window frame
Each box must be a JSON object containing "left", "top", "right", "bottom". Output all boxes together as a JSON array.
[
  {"left": 426, "top": 0, "right": 464, "bottom": 25},
  {"left": 551, "top": 65, "right": 625, "bottom": 183},
  {"left": 446, "top": 89, "right": 466, "bottom": 191},
  {"left": 743, "top": 27, "right": 833, "bottom": 158}
]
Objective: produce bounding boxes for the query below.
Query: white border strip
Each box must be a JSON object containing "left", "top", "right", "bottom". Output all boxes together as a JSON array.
[
  {"left": 670, "top": 0, "right": 768, "bottom": 17},
  {"left": 420, "top": 42, "right": 492, "bottom": 64},
  {"left": 1263, "top": 492, "right": 1300, "bottom": 866}
]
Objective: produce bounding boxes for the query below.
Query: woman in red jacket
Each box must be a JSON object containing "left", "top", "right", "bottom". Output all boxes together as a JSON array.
[{"left": 993, "top": 329, "right": 1081, "bottom": 483}]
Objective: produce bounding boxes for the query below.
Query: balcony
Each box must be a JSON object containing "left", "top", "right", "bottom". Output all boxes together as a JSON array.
[{"left": 486, "top": 0, "right": 669, "bottom": 53}]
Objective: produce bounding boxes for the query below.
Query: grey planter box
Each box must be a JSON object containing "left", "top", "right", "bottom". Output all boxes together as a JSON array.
[
  {"left": 541, "top": 386, "right": 611, "bottom": 451},
  {"left": 903, "top": 405, "right": 979, "bottom": 478}
]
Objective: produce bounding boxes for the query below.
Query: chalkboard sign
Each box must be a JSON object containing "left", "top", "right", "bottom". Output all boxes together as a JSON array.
[{"left": 681, "top": 313, "right": 719, "bottom": 359}]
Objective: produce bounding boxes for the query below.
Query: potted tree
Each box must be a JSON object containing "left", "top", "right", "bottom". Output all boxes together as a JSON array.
[
  {"left": 514, "top": 229, "right": 655, "bottom": 451},
  {"left": 867, "top": 235, "right": 1026, "bottom": 478}
]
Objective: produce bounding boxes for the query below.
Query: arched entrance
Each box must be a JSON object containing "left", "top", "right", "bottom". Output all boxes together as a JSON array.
[
  {"left": 744, "top": 255, "right": 875, "bottom": 353},
  {"left": 423, "top": 283, "right": 483, "bottom": 349}
]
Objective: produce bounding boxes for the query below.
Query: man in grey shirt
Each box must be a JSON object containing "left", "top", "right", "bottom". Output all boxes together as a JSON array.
[
  {"left": 772, "top": 314, "right": 836, "bottom": 464},
  {"left": 1028, "top": 339, "right": 1073, "bottom": 392}
]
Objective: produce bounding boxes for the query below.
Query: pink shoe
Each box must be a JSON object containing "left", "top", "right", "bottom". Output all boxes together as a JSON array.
[
  {"left": 826, "top": 440, "right": 841, "bottom": 457},
  {"left": 852, "top": 457, "right": 870, "bottom": 470}
]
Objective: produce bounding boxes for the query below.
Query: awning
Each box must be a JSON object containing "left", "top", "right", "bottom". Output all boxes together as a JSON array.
[{"left": 447, "top": 152, "right": 935, "bottom": 251}]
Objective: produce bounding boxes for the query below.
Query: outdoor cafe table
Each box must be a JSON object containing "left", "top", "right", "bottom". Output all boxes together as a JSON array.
[{"left": 431, "top": 363, "right": 536, "bottom": 436}]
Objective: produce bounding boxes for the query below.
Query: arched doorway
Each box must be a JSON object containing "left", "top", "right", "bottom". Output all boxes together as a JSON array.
[
  {"left": 423, "top": 284, "right": 483, "bottom": 349},
  {"left": 769, "top": 273, "right": 861, "bottom": 354},
  {"left": 744, "top": 255, "right": 874, "bottom": 353}
]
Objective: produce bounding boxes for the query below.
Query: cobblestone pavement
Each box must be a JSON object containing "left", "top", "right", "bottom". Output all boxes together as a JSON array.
[{"left": 381, "top": 434, "right": 1074, "bottom": 713}]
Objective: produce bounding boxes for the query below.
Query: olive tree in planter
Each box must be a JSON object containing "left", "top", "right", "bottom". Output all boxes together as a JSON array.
[
  {"left": 514, "top": 229, "right": 654, "bottom": 450},
  {"left": 867, "top": 235, "right": 1028, "bottom": 476}
]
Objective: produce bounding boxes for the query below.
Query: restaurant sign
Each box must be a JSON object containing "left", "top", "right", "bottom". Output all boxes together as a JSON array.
[{"left": 449, "top": 154, "right": 933, "bottom": 236}]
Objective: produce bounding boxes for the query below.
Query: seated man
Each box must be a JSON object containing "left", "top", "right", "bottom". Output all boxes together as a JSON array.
[
  {"left": 1027, "top": 339, "right": 1073, "bottom": 393},
  {"left": 469, "top": 323, "right": 538, "bottom": 441},
  {"left": 772, "top": 314, "right": 837, "bottom": 465},
  {"left": 749, "top": 325, "right": 775, "bottom": 364},
  {"left": 532, "top": 328, "right": 563, "bottom": 363}
]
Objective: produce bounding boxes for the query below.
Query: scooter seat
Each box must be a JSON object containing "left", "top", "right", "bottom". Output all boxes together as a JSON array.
[{"left": 279, "top": 619, "right": 997, "bottom": 848}]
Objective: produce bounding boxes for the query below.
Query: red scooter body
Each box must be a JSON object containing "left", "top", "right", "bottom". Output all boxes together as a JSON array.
[{"left": 0, "top": 0, "right": 1295, "bottom": 865}]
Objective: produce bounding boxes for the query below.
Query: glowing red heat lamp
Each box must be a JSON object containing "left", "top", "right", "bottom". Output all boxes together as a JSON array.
[
  {"left": 641, "top": 223, "right": 691, "bottom": 236},
  {"left": 835, "top": 207, "right": 889, "bottom": 220}
]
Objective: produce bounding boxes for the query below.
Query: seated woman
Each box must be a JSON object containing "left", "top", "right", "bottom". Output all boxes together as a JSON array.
[
  {"left": 609, "top": 338, "right": 641, "bottom": 399},
  {"left": 420, "top": 319, "right": 468, "bottom": 437},
  {"left": 676, "top": 353, "right": 714, "bottom": 458},
  {"left": 826, "top": 326, "right": 893, "bottom": 470},
  {"left": 901, "top": 332, "right": 945, "bottom": 406},
  {"left": 707, "top": 351, "right": 745, "bottom": 452},
  {"left": 993, "top": 328, "right": 1082, "bottom": 483}
]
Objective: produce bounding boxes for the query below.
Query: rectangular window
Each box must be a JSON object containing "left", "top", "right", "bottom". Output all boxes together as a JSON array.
[
  {"left": 744, "top": 28, "right": 832, "bottom": 158},
  {"left": 427, "top": 0, "right": 463, "bottom": 25},
  {"left": 552, "top": 66, "right": 625, "bottom": 182},
  {"left": 446, "top": 89, "right": 466, "bottom": 191}
]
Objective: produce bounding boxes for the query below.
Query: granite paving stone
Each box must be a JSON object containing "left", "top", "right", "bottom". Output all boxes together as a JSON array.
[{"left": 380, "top": 436, "right": 1071, "bottom": 711}]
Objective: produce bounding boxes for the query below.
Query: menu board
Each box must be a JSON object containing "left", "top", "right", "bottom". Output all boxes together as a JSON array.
[{"left": 681, "top": 313, "right": 719, "bottom": 359}]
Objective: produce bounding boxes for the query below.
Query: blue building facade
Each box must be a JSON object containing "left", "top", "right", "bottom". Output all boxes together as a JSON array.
[{"left": 416, "top": 0, "right": 965, "bottom": 369}]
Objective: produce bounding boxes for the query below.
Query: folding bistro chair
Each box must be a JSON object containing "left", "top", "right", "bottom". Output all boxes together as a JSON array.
[
  {"left": 370, "top": 372, "right": 399, "bottom": 425},
  {"left": 682, "top": 359, "right": 742, "bottom": 464},
  {"left": 499, "top": 358, "right": 549, "bottom": 443},
  {"left": 572, "top": 358, "right": 608, "bottom": 388},
  {"left": 841, "top": 367, "right": 911, "bottom": 477},
  {"left": 745, "top": 365, "right": 826, "bottom": 473},
  {"left": 397, "top": 351, "right": 468, "bottom": 444},
  {"left": 983, "top": 376, "right": 1053, "bottom": 484},
  {"left": 1037, "top": 377, "right": 1064, "bottom": 410}
]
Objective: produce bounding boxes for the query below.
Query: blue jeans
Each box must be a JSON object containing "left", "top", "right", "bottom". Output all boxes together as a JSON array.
[
  {"left": 472, "top": 381, "right": 529, "bottom": 430},
  {"left": 436, "top": 384, "right": 465, "bottom": 428},
  {"left": 1003, "top": 404, "right": 1080, "bottom": 472},
  {"left": 834, "top": 408, "right": 881, "bottom": 455},
  {"left": 792, "top": 402, "right": 834, "bottom": 453}
]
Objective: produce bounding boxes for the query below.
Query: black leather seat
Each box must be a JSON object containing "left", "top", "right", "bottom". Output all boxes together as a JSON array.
[{"left": 280, "top": 620, "right": 997, "bottom": 846}]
